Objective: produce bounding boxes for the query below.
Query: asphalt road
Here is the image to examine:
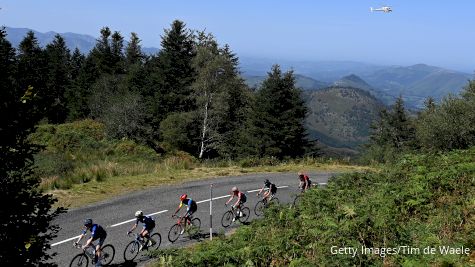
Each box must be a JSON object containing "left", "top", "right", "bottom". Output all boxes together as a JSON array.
[{"left": 50, "top": 171, "right": 336, "bottom": 266}]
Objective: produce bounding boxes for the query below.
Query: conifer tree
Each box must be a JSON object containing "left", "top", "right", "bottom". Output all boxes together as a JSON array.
[
  {"left": 250, "top": 65, "right": 309, "bottom": 158},
  {"left": 44, "top": 34, "right": 71, "bottom": 123},
  {"left": 0, "top": 27, "right": 64, "bottom": 267}
]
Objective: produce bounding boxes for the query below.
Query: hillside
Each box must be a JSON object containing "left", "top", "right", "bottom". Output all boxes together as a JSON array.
[
  {"left": 244, "top": 74, "right": 327, "bottom": 90},
  {"left": 305, "top": 86, "right": 384, "bottom": 149},
  {"left": 361, "top": 64, "right": 472, "bottom": 107}
]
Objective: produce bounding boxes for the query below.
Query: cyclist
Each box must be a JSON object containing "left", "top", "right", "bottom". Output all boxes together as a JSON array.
[
  {"left": 225, "top": 186, "right": 247, "bottom": 221},
  {"left": 127, "top": 210, "right": 157, "bottom": 251},
  {"left": 298, "top": 171, "right": 312, "bottom": 192},
  {"left": 257, "top": 179, "right": 277, "bottom": 203},
  {"left": 172, "top": 194, "right": 197, "bottom": 234},
  {"left": 74, "top": 219, "right": 107, "bottom": 265}
]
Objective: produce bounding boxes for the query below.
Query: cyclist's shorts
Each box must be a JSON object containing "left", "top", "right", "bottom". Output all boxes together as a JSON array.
[
  {"left": 93, "top": 233, "right": 107, "bottom": 247},
  {"left": 239, "top": 194, "right": 247, "bottom": 204},
  {"left": 186, "top": 202, "right": 197, "bottom": 216},
  {"left": 270, "top": 186, "right": 277, "bottom": 195},
  {"left": 144, "top": 222, "right": 156, "bottom": 231}
]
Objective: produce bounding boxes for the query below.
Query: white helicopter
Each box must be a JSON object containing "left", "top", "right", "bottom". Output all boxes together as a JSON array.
[{"left": 370, "top": 6, "right": 392, "bottom": 13}]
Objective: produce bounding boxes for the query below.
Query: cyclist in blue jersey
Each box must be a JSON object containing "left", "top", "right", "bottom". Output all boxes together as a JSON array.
[
  {"left": 127, "top": 210, "right": 157, "bottom": 250},
  {"left": 74, "top": 219, "right": 107, "bottom": 264},
  {"left": 172, "top": 194, "right": 198, "bottom": 234}
]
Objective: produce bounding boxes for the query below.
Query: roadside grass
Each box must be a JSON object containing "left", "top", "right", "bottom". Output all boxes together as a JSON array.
[
  {"left": 30, "top": 120, "right": 372, "bottom": 208},
  {"left": 49, "top": 160, "right": 370, "bottom": 208}
]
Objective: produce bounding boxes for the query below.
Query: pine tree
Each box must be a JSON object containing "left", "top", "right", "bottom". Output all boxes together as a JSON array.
[
  {"left": 250, "top": 65, "right": 309, "bottom": 159},
  {"left": 141, "top": 20, "right": 196, "bottom": 147},
  {"left": 125, "top": 32, "right": 145, "bottom": 67},
  {"left": 0, "top": 27, "right": 65, "bottom": 267},
  {"left": 44, "top": 34, "right": 71, "bottom": 123},
  {"left": 16, "top": 31, "right": 48, "bottom": 117}
]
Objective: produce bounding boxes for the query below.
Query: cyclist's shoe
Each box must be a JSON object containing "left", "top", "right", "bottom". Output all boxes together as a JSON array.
[
  {"left": 239, "top": 211, "right": 243, "bottom": 217},
  {"left": 139, "top": 244, "right": 144, "bottom": 251},
  {"left": 232, "top": 217, "right": 236, "bottom": 222},
  {"left": 180, "top": 228, "right": 185, "bottom": 235}
]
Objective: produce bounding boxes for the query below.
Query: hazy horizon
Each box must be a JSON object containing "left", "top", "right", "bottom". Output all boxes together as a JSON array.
[{"left": 1, "top": 0, "right": 474, "bottom": 72}]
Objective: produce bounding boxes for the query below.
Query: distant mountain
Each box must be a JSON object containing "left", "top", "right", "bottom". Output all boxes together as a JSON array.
[
  {"left": 333, "top": 74, "right": 373, "bottom": 91},
  {"left": 304, "top": 86, "right": 384, "bottom": 150},
  {"left": 240, "top": 57, "right": 385, "bottom": 82},
  {"left": 360, "top": 64, "right": 472, "bottom": 107},
  {"left": 243, "top": 74, "right": 328, "bottom": 90},
  {"left": 333, "top": 74, "right": 397, "bottom": 105},
  {"left": 4, "top": 27, "right": 159, "bottom": 55}
]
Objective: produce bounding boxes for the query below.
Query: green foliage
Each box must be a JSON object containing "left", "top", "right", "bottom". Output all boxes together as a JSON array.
[
  {"left": 0, "top": 27, "right": 64, "bottom": 266},
  {"left": 248, "top": 65, "right": 309, "bottom": 159},
  {"left": 160, "top": 112, "right": 201, "bottom": 154},
  {"left": 416, "top": 83, "right": 475, "bottom": 151},
  {"left": 152, "top": 148, "right": 475, "bottom": 266},
  {"left": 30, "top": 120, "right": 158, "bottom": 190},
  {"left": 364, "top": 96, "right": 416, "bottom": 163}
]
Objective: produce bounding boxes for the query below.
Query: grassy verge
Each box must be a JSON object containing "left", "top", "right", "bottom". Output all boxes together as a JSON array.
[{"left": 49, "top": 160, "right": 368, "bottom": 208}]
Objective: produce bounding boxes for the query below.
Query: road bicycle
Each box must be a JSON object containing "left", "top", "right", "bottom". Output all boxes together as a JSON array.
[
  {"left": 221, "top": 205, "right": 250, "bottom": 227},
  {"left": 167, "top": 215, "right": 201, "bottom": 242},
  {"left": 293, "top": 184, "right": 313, "bottom": 207},
  {"left": 254, "top": 195, "right": 280, "bottom": 216},
  {"left": 69, "top": 242, "right": 115, "bottom": 267},
  {"left": 123, "top": 232, "right": 161, "bottom": 261}
]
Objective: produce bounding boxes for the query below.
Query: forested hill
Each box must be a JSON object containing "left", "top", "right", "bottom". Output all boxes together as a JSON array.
[{"left": 304, "top": 86, "right": 384, "bottom": 150}]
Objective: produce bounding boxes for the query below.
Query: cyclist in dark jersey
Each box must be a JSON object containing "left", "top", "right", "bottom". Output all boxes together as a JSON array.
[
  {"left": 257, "top": 179, "right": 277, "bottom": 202},
  {"left": 172, "top": 194, "right": 198, "bottom": 234},
  {"left": 298, "top": 171, "right": 312, "bottom": 191},
  {"left": 127, "top": 210, "right": 157, "bottom": 250},
  {"left": 74, "top": 219, "right": 107, "bottom": 264}
]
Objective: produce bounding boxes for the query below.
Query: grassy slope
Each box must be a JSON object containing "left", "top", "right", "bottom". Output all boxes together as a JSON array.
[{"left": 150, "top": 148, "right": 475, "bottom": 266}]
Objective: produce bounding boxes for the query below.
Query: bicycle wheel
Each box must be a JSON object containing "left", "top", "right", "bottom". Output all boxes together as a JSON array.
[
  {"left": 149, "top": 233, "right": 162, "bottom": 249},
  {"left": 221, "top": 210, "right": 234, "bottom": 228},
  {"left": 69, "top": 253, "right": 88, "bottom": 267},
  {"left": 100, "top": 244, "right": 115, "bottom": 266},
  {"left": 270, "top": 197, "right": 280, "bottom": 205},
  {"left": 292, "top": 195, "right": 301, "bottom": 207},
  {"left": 168, "top": 224, "right": 182, "bottom": 243},
  {"left": 254, "top": 200, "right": 265, "bottom": 216},
  {"left": 188, "top": 218, "right": 201, "bottom": 237},
  {"left": 238, "top": 207, "right": 250, "bottom": 223},
  {"left": 123, "top": 241, "right": 139, "bottom": 261}
]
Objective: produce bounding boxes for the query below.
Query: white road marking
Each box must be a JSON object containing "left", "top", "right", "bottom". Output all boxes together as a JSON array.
[
  {"left": 51, "top": 185, "right": 292, "bottom": 247},
  {"left": 51, "top": 235, "right": 81, "bottom": 247},
  {"left": 109, "top": 210, "right": 169, "bottom": 228}
]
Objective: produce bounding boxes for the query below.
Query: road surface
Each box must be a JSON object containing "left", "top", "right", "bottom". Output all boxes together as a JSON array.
[{"left": 50, "top": 171, "right": 336, "bottom": 266}]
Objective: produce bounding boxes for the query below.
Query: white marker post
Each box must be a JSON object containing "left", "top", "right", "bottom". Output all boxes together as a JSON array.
[{"left": 210, "top": 184, "right": 213, "bottom": 240}]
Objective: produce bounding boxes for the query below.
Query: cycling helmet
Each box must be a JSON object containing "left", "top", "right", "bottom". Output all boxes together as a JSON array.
[
  {"left": 180, "top": 194, "right": 187, "bottom": 201},
  {"left": 84, "top": 218, "right": 93, "bottom": 226},
  {"left": 265, "top": 179, "right": 270, "bottom": 184},
  {"left": 232, "top": 186, "right": 238, "bottom": 192},
  {"left": 135, "top": 210, "right": 143, "bottom": 218}
]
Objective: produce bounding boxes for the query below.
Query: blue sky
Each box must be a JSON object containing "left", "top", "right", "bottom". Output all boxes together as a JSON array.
[{"left": 1, "top": 0, "right": 474, "bottom": 72}]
